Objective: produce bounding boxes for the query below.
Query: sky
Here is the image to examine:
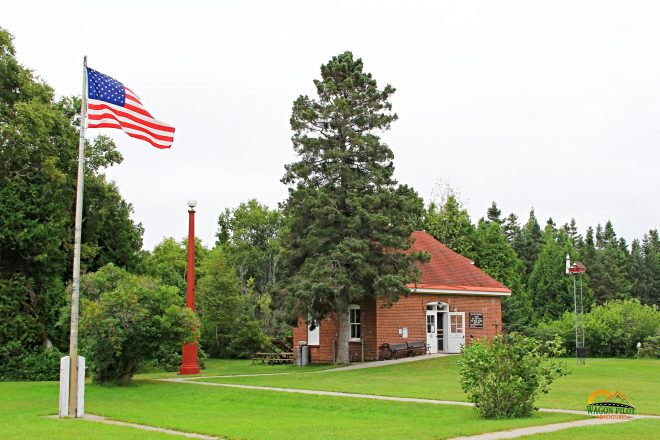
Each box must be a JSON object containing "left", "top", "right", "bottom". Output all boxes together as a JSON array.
[{"left": 2, "top": 0, "right": 659, "bottom": 249}]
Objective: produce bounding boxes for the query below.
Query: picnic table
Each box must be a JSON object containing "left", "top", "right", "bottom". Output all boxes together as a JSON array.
[{"left": 252, "top": 352, "right": 294, "bottom": 365}]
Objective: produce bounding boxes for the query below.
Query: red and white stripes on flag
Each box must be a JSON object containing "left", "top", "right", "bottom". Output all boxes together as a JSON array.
[{"left": 86, "top": 67, "right": 175, "bottom": 149}]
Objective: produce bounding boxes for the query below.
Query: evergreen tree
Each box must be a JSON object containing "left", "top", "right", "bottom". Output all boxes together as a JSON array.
[
  {"left": 642, "top": 230, "right": 660, "bottom": 305},
  {"left": 424, "top": 195, "right": 476, "bottom": 259},
  {"left": 561, "top": 218, "right": 581, "bottom": 247},
  {"left": 630, "top": 230, "right": 660, "bottom": 306},
  {"left": 578, "top": 226, "right": 597, "bottom": 268},
  {"left": 473, "top": 220, "right": 532, "bottom": 331},
  {"left": 514, "top": 209, "right": 544, "bottom": 280},
  {"left": 595, "top": 224, "right": 605, "bottom": 249},
  {"left": 588, "top": 221, "right": 633, "bottom": 303},
  {"left": 281, "top": 52, "right": 426, "bottom": 363},
  {"left": 527, "top": 231, "right": 593, "bottom": 320},
  {"left": 486, "top": 201, "right": 502, "bottom": 224},
  {"left": 544, "top": 218, "right": 557, "bottom": 237},
  {"left": 502, "top": 213, "right": 522, "bottom": 245}
]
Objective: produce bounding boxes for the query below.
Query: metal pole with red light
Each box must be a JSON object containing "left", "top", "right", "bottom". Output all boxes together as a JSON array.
[
  {"left": 179, "top": 199, "right": 201, "bottom": 375},
  {"left": 566, "top": 254, "right": 587, "bottom": 365}
]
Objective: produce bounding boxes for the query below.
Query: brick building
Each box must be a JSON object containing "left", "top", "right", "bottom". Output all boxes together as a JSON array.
[{"left": 293, "top": 231, "right": 511, "bottom": 363}]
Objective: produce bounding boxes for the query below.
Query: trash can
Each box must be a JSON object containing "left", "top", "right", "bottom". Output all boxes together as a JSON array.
[
  {"left": 296, "top": 340, "right": 310, "bottom": 366},
  {"left": 301, "top": 345, "right": 310, "bottom": 366}
]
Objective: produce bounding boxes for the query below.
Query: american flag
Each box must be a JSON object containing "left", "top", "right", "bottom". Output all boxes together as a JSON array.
[{"left": 86, "top": 67, "right": 175, "bottom": 149}]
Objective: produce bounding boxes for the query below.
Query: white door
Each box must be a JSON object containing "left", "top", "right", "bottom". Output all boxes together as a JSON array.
[
  {"left": 447, "top": 312, "right": 465, "bottom": 353},
  {"left": 426, "top": 311, "right": 437, "bottom": 353}
]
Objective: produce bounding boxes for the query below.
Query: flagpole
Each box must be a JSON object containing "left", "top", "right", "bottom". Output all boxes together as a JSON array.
[{"left": 68, "top": 55, "right": 88, "bottom": 418}]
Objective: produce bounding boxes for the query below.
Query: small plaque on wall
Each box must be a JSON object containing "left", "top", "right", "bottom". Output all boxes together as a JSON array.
[{"left": 469, "top": 313, "right": 484, "bottom": 329}]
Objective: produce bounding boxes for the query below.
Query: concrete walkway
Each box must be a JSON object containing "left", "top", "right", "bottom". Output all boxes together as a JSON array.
[
  {"left": 448, "top": 417, "right": 630, "bottom": 439},
  {"left": 319, "top": 353, "right": 452, "bottom": 372},
  {"left": 49, "top": 414, "right": 220, "bottom": 439},
  {"left": 160, "top": 377, "right": 474, "bottom": 406}
]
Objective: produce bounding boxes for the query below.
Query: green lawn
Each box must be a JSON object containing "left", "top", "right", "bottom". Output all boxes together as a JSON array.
[
  {"left": 2, "top": 357, "right": 657, "bottom": 439},
  {"left": 86, "top": 381, "right": 583, "bottom": 439},
  {"left": 523, "top": 419, "right": 660, "bottom": 439},
  {"left": 136, "top": 357, "right": 336, "bottom": 380},
  {"left": 198, "top": 357, "right": 660, "bottom": 415},
  {"left": 0, "top": 382, "right": 176, "bottom": 440},
  {"left": 1, "top": 380, "right": 582, "bottom": 440}
]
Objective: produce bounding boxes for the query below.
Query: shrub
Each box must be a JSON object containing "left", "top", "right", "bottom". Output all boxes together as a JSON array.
[
  {"left": 0, "top": 344, "right": 63, "bottom": 381},
  {"left": 535, "top": 299, "right": 660, "bottom": 357},
  {"left": 138, "top": 347, "right": 208, "bottom": 373},
  {"left": 20, "top": 347, "right": 65, "bottom": 381},
  {"left": 227, "top": 320, "right": 272, "bottom": 358},
  {"left": 78, "top": 265, "right": 198, "bottom": 384},
  {"left": 636, "top": 335, "right": 660, "bottom": 359},
  {"left": 459, "top": 333, "right": 568, "bottom": 419}
]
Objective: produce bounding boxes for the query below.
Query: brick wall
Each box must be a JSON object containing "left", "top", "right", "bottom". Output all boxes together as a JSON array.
[
  {"left": 376, "top": 294, "right": 502, "bottom": 347},
  {"left": 293, "top": 293, "right": 502, "bottom": 363},
  {"left": 293, "top": 300, "right": 378, "bottom": 363},
  {"left": 348, "top": 300, "right": 378, "bottom": 362},
  {"left": 293, "top": 315, "right": 338, "bottom": 364}
]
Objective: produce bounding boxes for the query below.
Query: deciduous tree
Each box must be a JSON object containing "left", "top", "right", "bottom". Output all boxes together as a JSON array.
[{"left": 0, "top": 28, "right": 143, "bottom": 376}]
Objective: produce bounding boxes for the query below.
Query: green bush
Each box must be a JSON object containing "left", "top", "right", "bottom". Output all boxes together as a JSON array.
[
  {"left": 138, "top": 347, "right": 208, "bottom": 373},
  {"left": 636, "top": 335, "right": 660, "bottom": 359},
  {"left": 78, "top": 264, "right": 198, "bottom": 384},
  {"left": 459, "top": 333, "right": 568, "bottom": 419},
  {"left": 227, "top": 320, "right": 272, "bottom": 358},
  {"left": 0, "top": 343, "right": 63, "bottom": 381},
  {"left": 21, "top": 348, "right": 64, "bottom": 381},
  {"left": 535, "top": 299, "right": 660, "bottom": 357}
]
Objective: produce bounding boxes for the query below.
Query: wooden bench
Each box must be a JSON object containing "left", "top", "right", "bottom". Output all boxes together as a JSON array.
[
  {"left": 379, "top": 343, "right": 411, "bottom": 360},
  {"left": 407, "top": 340, "right": 430, "bottom": 356},
  {"left": 379, "top": 341, "right": 431, "bottom": 360},
  {"left": 251, "top": 352, "right": 294, "bottom": 365}
]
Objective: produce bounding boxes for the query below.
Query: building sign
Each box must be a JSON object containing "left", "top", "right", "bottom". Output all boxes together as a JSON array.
[{"left": 469, "top": 313, "right": 484, "bottom": 329}]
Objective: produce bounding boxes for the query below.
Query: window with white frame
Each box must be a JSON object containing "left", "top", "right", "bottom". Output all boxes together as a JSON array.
[
  {"left": 348, "top": 304, "right": 361, "bottom": 341},
  {"left": 307, "top": 320, "right": 320, "bottom": 346}
]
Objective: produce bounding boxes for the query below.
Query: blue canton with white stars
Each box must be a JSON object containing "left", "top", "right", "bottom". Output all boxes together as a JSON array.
[{"left": 87, "top": 67, "right": 125, "bottom": 106}]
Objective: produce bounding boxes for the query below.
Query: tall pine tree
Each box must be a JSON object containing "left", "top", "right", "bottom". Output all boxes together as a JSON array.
[
  {"left": 424, "top": 194, "right": 476, "bottom": 259},
  {"left": 588, "top": 221, "right": 633, "bottom": 303},
  {"left": 527, "top": 231, "right": 593, "bottom": 321},
  {"left": 513, "top": 209, "right": 544, "bottom": 281},
  {"left": 473, "top": 219, "right": 532, "bottom": 332},
  {"left": 629, "top": 230, "right": 660, "bottom": 306},
  {"left": 281, "top": 52, "right": 426, "bottom": 363}
]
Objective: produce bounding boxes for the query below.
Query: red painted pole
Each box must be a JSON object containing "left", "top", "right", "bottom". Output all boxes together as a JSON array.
[{"left": 179, "top": 203, "right": 200, "bottom": 375}]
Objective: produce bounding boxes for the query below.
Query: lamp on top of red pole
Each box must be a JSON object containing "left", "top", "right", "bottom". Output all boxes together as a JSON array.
[{"left": 179, "top": 199, "right": 200, "bottom": 375}]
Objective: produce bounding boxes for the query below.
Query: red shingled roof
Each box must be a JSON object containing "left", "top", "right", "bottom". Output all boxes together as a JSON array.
[{"left": 408, "top": 230, "right": 511, "bottom": 294}]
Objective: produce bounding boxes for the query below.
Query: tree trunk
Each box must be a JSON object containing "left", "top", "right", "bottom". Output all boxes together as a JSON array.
[{"left": 337, "top": 309, "right": 350, "bottom": 364}]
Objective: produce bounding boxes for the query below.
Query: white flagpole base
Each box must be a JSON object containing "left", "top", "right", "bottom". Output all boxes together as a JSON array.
[{"left": 59, "top": 356, "right": 85, "bottom": 418}]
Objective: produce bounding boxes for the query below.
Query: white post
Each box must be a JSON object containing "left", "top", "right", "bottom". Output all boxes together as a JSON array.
[
  {"left": 62, "top": 56, "right": 87, "bottom": 418},
  {"left": 59, "top": 356, "right": 85, "bottom": 418}
]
